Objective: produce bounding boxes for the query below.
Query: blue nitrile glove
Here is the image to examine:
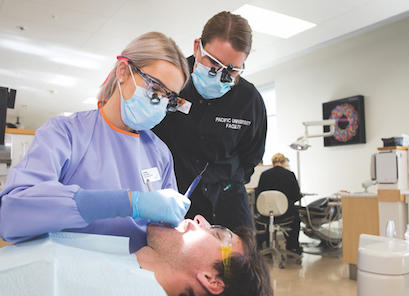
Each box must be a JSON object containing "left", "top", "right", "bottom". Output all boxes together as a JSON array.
[{"left": 131, "top": 189, "right": 191, "bottom": 227}]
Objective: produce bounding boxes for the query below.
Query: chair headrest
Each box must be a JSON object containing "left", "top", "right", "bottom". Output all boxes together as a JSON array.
[{"left": 256, "top": 190, "right": 288, "bottom": 217}]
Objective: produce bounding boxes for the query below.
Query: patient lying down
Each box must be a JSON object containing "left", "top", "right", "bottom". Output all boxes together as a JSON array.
[{"left": 0, "top": 215, "right": 273, "bottom": 296}]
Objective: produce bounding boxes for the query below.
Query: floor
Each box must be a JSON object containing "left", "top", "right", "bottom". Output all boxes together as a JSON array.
[
  {"left": 267, "top": 253, "right": 357, "bottom": 296},
  {"left": 265, "top": 240, "right": 357, "bottom": 296}
]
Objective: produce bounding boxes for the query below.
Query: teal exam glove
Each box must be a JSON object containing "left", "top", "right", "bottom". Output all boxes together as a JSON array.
[{"left": 131, "top": 189, "right": 191, "bottom": 227}]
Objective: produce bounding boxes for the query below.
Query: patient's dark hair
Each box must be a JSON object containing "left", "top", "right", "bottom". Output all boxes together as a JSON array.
[
  {"left": 214, "top": 226, "right": 274, "bottom": 296},
  {"left": 179, "top": 226, "right": 273, "bottom": 296}
]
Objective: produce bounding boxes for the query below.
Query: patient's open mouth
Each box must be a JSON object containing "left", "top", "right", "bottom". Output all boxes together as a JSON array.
[{"left": 175, "top": 220, "right": 189, "bottom": 233}]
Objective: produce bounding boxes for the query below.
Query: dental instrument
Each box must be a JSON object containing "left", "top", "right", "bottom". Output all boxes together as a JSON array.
[{"left": 184, "top": 163, "right": 209, "bottom": 198}]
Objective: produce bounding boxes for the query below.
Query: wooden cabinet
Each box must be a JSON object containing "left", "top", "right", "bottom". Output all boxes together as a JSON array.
[{"left": 341, "top": 193, "right": 379, "bottom": 279}]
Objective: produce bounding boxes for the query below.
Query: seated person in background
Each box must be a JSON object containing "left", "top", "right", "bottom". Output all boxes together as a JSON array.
[
  {"left": 255, "top": 153, "right": 303, "bottom": 255},
  {"left": 0, "top": 215, "right": 273, "bottom": 296}
]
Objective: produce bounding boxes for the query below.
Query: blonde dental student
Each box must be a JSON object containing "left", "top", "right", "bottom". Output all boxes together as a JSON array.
[{"left": 0, "top": 32, "right": 190, "bottom": 253}]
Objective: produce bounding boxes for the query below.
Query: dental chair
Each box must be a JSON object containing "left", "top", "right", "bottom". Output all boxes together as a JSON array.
[
  {"left": 254, "top": 190, "right": 302, "bottom": 268},
  {"left": 295, "top": 195, "right": 342, "bottom": 252}
]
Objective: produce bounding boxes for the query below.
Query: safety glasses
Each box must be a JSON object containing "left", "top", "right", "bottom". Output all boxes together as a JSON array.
[
  {"left": 199, "top": 40, "right": 245, "bottom": 79},
  {"left": 209, "top": 225, "right": 233, "bottom": 277},
  {"left": 117, "top": 56, "right": 185, "bottom": 112}
]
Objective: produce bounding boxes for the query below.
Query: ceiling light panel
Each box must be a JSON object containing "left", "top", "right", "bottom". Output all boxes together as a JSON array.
[{"left": 234, "top": 4, "right": 316, "bottom": 38}]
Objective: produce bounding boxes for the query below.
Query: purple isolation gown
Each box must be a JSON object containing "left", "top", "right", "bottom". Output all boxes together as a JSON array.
[{"left": 0, "top": 108, "right": 177, "bottom": 253}]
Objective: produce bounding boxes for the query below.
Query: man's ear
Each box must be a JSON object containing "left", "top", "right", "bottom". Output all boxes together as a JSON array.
[
  {"left": 193, "top": 39, "right": 200, "bottom": 58},
  {"left": 197, "top": 271, "right": 225, "bottom": 295}
]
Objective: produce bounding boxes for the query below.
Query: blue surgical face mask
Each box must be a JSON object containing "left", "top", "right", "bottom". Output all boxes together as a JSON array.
[
  {"left": 117, "top": 78, "right": 168, "bottom": 131},
  {"left": 191, "top": 62, "right": 234, "bottom": 99}
]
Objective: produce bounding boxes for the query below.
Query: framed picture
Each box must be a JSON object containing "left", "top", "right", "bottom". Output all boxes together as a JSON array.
[{"left": 322, "top": 95, "right": 366, "bottom": 147}]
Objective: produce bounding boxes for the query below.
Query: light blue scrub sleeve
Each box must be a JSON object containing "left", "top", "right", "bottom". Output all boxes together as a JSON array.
[{"left": 73, "top": 189, "right": 132, "bottom": 223}]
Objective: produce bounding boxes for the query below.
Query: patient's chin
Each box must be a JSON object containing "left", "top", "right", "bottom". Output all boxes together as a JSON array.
[{"left": 146, "top": 222, "right": 181, "bottom": 248}]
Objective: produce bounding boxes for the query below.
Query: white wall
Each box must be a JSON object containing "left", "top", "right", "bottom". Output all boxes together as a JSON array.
[{"left": 246, "top": 16, "right": 409, "bottom": 198}]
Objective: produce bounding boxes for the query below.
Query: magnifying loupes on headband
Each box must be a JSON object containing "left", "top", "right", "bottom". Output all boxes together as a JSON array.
[
  {"left": 199, "top": 39, "right": 244, "bottom": 83},
  {"left": 221, "top": 64, "right": 234, "bottom": 83},
  {"left": 207, "top": 64, "right": 234, "bottom": 83}
]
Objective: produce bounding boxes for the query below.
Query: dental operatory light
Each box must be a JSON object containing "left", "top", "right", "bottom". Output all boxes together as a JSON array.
[
  {"left": 289, "top": 137, "right": 310, "bottom": 151},
  {"left": 233, "top": 5, "right": 316, "bottom": 38},
  {"left": 290, "top": 120, "right": 336, "bottom": 188},
  {"left": 290, "top": 120, "right": 336, "bottom": 151}
]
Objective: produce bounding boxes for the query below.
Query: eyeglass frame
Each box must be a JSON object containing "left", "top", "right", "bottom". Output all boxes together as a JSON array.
[
  {"left": 116, "top": 56, "right": 185, "bottom": 112},
  {"left": 198, "top": 40, "right": 245, "bottom": 82},
  {"left": 209, "top": 225, "right": 233, "bottom": 278}
]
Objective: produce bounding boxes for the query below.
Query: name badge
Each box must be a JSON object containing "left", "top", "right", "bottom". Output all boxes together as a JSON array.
[
  {"left": 141, "top": 167, "right": 161, "bottom": 184},
  {"left": 176, "top": 100, "right": 192, "bottom": 114}
]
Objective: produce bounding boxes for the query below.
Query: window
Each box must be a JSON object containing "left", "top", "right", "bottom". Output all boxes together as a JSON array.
[{"left": 257, "top": 83, "right": 277, "bottom": 165}]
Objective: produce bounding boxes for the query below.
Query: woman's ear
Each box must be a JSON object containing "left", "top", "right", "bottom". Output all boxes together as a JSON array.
[
  {"left": 197, "top": 271, "right": 225, "bottom": 295},
  {"left": 116, "top": 60, "right": 129, "bottom": 83}
]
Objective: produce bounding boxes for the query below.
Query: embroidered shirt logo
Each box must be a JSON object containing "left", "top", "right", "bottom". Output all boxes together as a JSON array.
[{"left": 214, "top": 117, "right": 252, "bottom": 130}]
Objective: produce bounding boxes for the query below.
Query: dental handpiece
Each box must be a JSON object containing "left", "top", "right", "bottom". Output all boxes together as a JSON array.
[{"left": 184, "top": 162, "right": 209, "bottom": 198}]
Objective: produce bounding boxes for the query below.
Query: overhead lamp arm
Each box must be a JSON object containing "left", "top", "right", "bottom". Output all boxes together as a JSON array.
[
  {"left": 289, "top": 119, "right": 336, "bottom": 151},
  {"left": 303, "top": 119, "right": 336, "bottom": 139},
  {"left": 289, "top": 119, "right": 336, "bottom": 190}
]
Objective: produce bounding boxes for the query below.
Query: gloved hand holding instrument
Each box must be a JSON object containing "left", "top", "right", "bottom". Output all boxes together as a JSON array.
[
  {"left": 131, "top": 189, "right": 190, "bottom": 227},
  {"left": 74, "top": 163, "right": 208, "bottom": 228},
  {"left": 74, "top": 187, "right": 191, "bottom": 227}
]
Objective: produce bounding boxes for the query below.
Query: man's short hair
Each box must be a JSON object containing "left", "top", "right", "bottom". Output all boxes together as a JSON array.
[
  {"left": 179, "top": 226, "right": 273, "bottom": 296},
  {"left": 212, "top": 226, "right": 273, "bottom": 296}
]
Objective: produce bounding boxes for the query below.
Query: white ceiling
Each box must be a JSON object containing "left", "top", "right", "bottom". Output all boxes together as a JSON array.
[{"left": 1, "top": 0, "right": 409, "bottom": 129}]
